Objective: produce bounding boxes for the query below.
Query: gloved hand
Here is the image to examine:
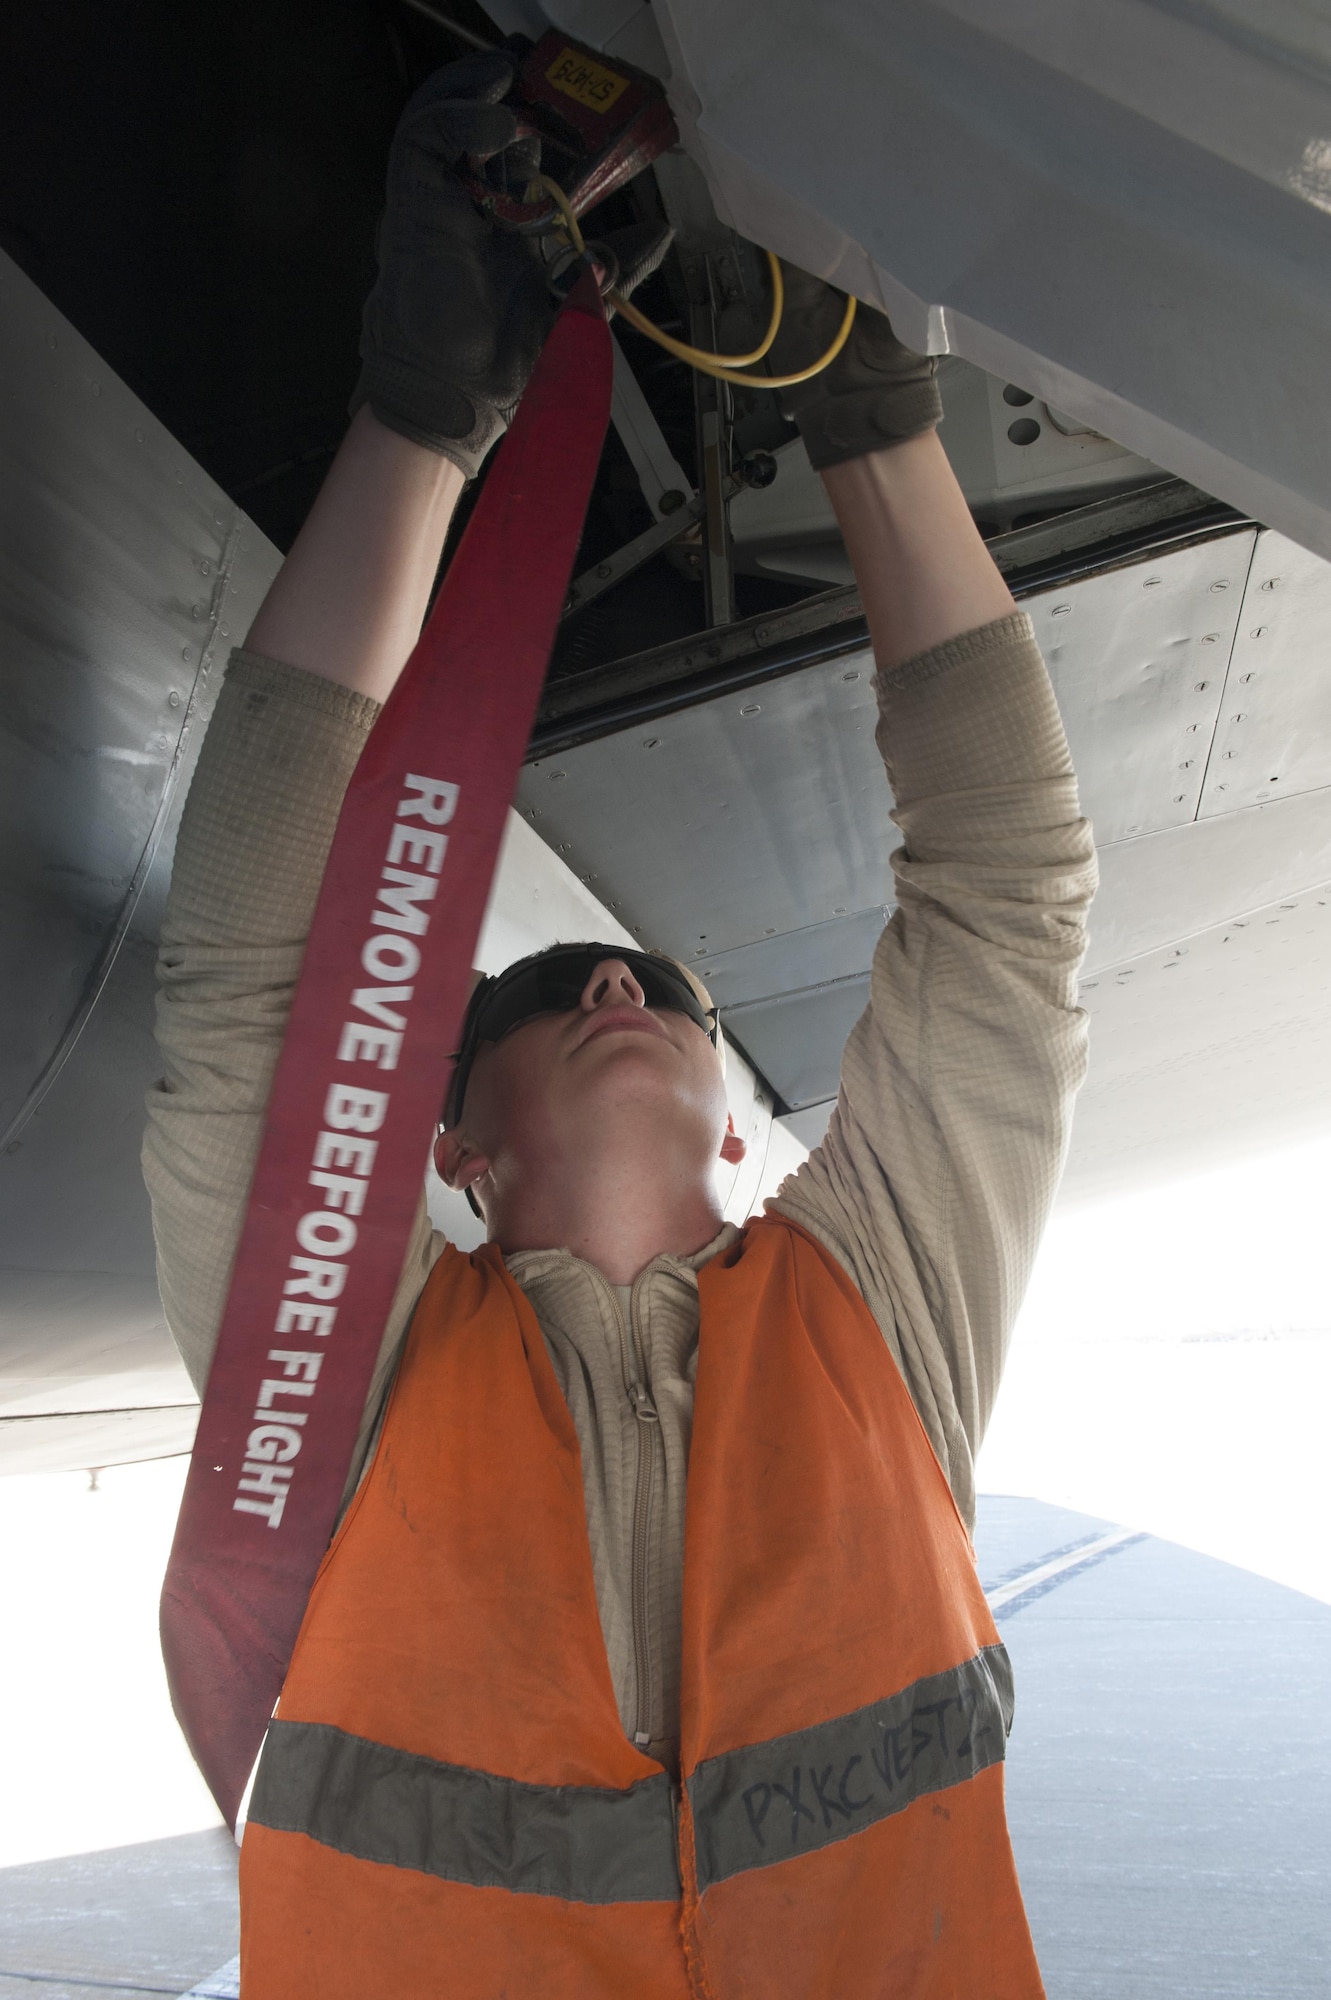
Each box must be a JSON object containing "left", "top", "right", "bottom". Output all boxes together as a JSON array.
[
  {"left": 764, "top": 261, "right": 942, "bottom": 471},
  {"left": 352, "top": 52, "right": 555, "bottom": 478},
  {"left": 588, "top": 220, "right": 675, "bottom": 311}
]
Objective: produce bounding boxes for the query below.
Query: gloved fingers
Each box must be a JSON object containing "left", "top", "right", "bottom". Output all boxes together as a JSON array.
[
  {"left": 597, "top": 221, "right": 675, "bottom": 302},
  {"left": 399, "top": 98, "right": 524, "bottom": 175},
  {"left": 478, "top": 128, "right": 542, "bottom": 194},
  {"left": 855, "top": 308, "right": 931, "bottom": 377},
  {"left": 766, "top": 258, "right": 854, "bottom": 371},
  {"left": 763, "top": 257, "right": 940, "bottom": 465},
  {"left": 775, "top": 258, "right": 846, "bottom": 320},
  {"left": 392, "top": 51, "right": 522, "bottom": 176},
  {"left": 402, "top": 50, "right": 517, "bottom": 117}
]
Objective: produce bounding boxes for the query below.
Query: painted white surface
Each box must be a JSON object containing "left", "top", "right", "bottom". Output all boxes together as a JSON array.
[{"left": 475, "top": 808, "right": 638, "bottom": 974}]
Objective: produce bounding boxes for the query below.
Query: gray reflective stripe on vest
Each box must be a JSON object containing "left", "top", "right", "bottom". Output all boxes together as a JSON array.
[
  {"left": 249, "top": 1719, "right": 681, "bottom": 1904},
  {"left": 250, "top": 1647, "right": 1010, "bottom": 1904},
  {"left": 688, "top": 1645, "right": 1014, "bottom": 1893}
]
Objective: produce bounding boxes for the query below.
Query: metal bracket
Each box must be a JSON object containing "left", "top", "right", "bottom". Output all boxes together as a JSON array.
[
  {"left": 692, "top": 300, "right": 735, "bottom": 626},
  {"left": 562, "top": 490, "right": 704, "bottom": 619},
  {"left": 535, "top": 477, "right": 1247, "bottom": 756},
  {"left": 610, "top": 329, "right": 690, "bottom": 519}
]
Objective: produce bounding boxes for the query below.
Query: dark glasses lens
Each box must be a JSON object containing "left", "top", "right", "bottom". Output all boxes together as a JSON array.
[
  {"left": 443, "top": 944, "right": 715, "bottom": 1127},
  {"left": 481, "top": 946, "right": 712, "bottom": 1043}
]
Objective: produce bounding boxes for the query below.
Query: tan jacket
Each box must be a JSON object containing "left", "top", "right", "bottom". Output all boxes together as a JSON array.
[{"left": 143, "top": 611, "right": 1097, "bottom": 1766}]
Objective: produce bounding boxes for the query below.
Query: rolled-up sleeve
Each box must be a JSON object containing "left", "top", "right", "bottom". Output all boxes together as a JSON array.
[{"left": 773, "top": 612, "right": 1098, "bottom": 1526}]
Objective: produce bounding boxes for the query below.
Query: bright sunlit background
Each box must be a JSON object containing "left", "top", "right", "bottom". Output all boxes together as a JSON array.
[
  {"left": 977, "top": 1131, "right": 1331, "bottom": 1606},
  {"left": 2, "top": 1131, "right": 1328, "bottom": 1869}
]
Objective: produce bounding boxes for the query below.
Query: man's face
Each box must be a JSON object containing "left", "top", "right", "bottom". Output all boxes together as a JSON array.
[{"left": 435, "top": 956, "right": 736, "bottom": 1211}]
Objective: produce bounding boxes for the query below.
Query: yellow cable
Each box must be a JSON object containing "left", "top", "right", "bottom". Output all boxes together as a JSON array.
[
  {"left": 528, "top": 174, "right": 588, "bottom": 255},
  {"left": 524, "top": 173, "right": 855, "bottom": 389},
  {"left": 611, "top": 284, "right": 854, "bottom": 388},
  {"left": 607, "top": 259, "right": 781, "bottom": 369}
]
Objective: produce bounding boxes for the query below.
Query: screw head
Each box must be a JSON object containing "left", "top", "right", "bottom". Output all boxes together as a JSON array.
[{"left": 739, "top": 451, "right": 778, "bottom": 490}]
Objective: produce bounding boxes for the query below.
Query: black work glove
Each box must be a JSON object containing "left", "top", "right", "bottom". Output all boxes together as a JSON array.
[
  {"left": 352, "top": 53, "right": 556, "bottom": 478},
  {"left": 764, "top": 261, "right": 942, "bottom": 471}
]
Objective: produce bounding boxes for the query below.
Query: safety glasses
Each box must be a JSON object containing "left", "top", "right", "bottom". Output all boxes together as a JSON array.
[{"left": 442, "top": 942, "right": 717, "bottom": 1128}]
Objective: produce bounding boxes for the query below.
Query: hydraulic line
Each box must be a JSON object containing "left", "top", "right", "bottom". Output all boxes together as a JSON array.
[{"left": 525, "top": 173, "right": 857, "bottom": 388}]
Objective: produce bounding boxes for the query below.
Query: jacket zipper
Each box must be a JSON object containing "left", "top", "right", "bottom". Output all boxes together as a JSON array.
[{"left": 623, "top": 1272, "right": 662, "bottom": 1748}]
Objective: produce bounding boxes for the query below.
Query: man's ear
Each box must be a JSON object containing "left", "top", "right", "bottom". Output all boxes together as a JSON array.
[
  {"left": 434, "top": 1128, "right": 490, "bottom": 1192},
  {"left": 719, "top": 1112, "right": 747, "bottom": 1167}
]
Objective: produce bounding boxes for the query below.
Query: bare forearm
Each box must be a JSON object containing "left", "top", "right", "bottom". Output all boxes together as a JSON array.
[
  {"left": 245, "top": 406, "right": 466, "bottom": 702},
  {"left": 821, "top": 432, "right": 1014, "bottom": 672}
]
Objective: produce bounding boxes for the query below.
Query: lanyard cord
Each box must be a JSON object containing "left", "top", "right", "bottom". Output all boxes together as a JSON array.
[{"left": 526, "top": 173, "right": 857, "bottom": 388}]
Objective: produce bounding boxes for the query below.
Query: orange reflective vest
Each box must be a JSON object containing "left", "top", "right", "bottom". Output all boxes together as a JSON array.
[{"left": 240, "top": 1216, "right": 1044, "bottom": 1998}]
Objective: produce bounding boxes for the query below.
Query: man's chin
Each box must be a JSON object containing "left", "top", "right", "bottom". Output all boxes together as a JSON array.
[{"left": 549, "top": 1060, "right": 719, "bottom": 1145}]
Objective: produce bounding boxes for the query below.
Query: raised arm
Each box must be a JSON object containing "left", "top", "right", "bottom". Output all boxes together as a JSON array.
[
  {"left": 763, "top": 271, "right": 1098, "bottom": 1524},
  {"left": 245, "top": 409, "right": 464, "bottom": 698},
  {"left": 143, "top": 56, "right": 551, "bottom": 1438},
  {"left": 821, "top": 431, "right": 1014, "bottom": 666},
  {"left": 142, "top": 412, "right": 461, "bottom": 1402}
]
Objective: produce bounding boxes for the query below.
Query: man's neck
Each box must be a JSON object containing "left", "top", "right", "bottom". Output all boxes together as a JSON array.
[{"left": 487, "top": 1142, "right": 726, "bottom": 1286}]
